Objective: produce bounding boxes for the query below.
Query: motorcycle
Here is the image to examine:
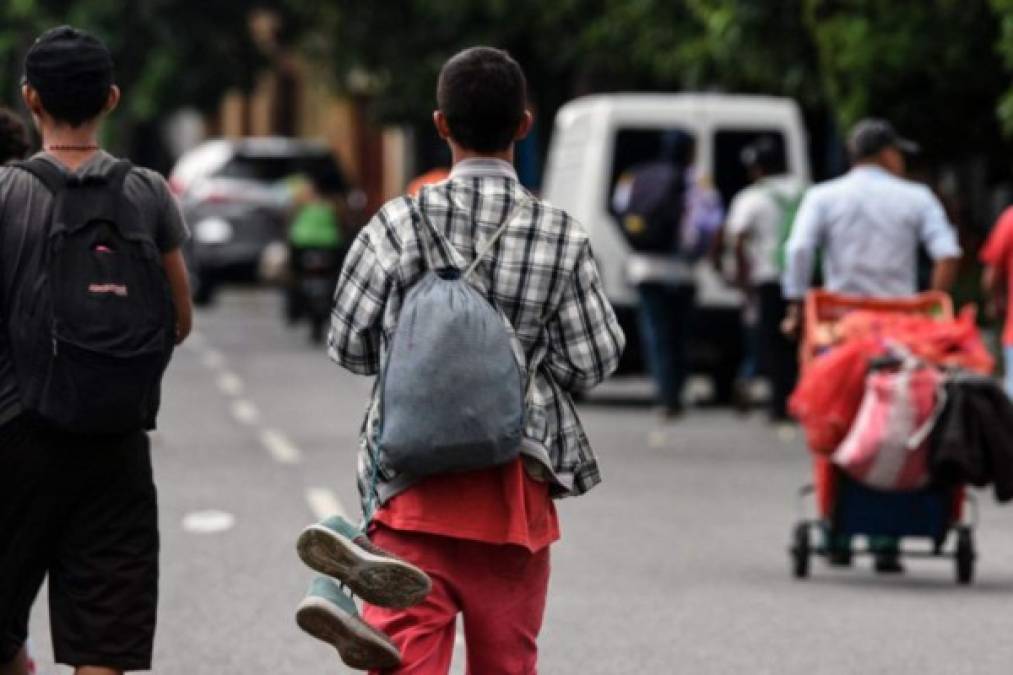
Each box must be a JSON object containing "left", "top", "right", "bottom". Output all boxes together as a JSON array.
[{"left": 288, "top": 246, "right": 343, "bottom": 344}]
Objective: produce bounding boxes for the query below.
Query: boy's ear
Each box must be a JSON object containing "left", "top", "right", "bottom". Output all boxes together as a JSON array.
[
  {"left": 22, "top": 85, "right": 45, "bottom": 118},
  {"left": 513, "top": 110, "right": 533, "bottom": 142},
  {"left": 433, "top": 110, "right": 451, "bottom": 141},
  {"left": 103, "top": 85, "right": 121, "bottom": 115}
]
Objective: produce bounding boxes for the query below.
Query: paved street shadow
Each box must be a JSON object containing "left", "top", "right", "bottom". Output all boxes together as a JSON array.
[{"left": 789, "top": 570, "right": 1013, "bottom": 595}]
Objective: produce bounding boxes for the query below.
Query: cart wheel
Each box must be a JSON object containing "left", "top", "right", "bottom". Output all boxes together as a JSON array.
[
  {"left": 955, "top": 527, "right": 975, "bottom": 585},
  {"left": 791, "top": 522, "right": 811, "bottom": 579}
]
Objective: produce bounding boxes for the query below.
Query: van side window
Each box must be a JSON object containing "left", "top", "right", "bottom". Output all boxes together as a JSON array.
[
  {"left": 608, "top": 128, "right": 695, "bottom": 216},
  {"left": 713, "top": 130, "right": 787, "bottom": 206}
]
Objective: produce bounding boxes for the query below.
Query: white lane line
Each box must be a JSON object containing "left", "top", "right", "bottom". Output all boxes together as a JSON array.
[
  {"left": 217, "top": 371, "right": 244, "bottom": 397},
  {"left": 306, "top": 487, "right": 347, "bottom": 521},
  {"left": 231, "top": 399, "right": 260, "bottom": 425},
  {"left": 451, "top": 629, "right": 465, "bottom": 675},
  {"left": 182, "top": 509, "right": 235, "bottom": 534},
  {"left": 260, "top": 428, "right": 302, "bottom": 464},
  {"left": 648, "top": 430, "right": 668, "bottom": 448},
  {"left": 201, "top": 349, "right": 225, "bottom": 370}
]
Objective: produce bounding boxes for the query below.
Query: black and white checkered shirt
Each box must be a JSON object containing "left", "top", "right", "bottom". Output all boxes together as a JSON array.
[{"left": 328, "top": 159, "right": 625, "bottom": 515}]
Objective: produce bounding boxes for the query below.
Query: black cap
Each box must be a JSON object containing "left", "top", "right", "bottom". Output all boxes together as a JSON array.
[
  {"left": 24, "top": 26, "right": 113, "bottom": 97},
  {"left": 847, "top": 118, "right": 919, "bottom": 160}
]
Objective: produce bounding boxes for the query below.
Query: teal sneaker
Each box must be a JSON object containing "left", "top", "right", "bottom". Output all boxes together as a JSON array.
[
  {"left": 297, "top": 515, "right": 431, "bottom": 609},
  {"left": 296, "top": 576, "right": 401, "bottom": 671}
]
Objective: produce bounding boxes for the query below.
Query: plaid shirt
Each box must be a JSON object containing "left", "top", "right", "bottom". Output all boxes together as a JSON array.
[{"left": 328, "top": 159, "right": 625, "bottom": 515}]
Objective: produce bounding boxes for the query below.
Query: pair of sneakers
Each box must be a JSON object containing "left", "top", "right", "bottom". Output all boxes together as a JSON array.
[{"left": 294, "top": 515, "right": 432, "bottom": 670}]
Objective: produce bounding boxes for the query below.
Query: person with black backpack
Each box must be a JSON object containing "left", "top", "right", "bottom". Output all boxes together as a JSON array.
[
  {"left": 294, "top": 47, "right": 624, "bottom": 673},
  {"left": 613, "top": 134, "right": 724, "bottom": 418},
  {"left": 0, "top": 27, "right": 191, "bottom": 675}
]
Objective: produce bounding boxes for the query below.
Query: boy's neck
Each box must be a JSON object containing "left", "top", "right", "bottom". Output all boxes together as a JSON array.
[
  {"left": 450, "top": 145, "right": 514, "bottom": 167},
  {"left": 40, "top": 122, "right": 102, "bottom": 171}
]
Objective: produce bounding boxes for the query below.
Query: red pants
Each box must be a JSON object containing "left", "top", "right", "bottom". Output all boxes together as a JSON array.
[{"left": 363, "top": 526, "right": 551, "bottom": 675}]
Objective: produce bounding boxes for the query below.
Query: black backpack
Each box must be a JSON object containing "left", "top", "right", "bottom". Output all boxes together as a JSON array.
[
  {"left": 615, "top": 161, "right": 685, "bottom": 253},
  {"left": 6, "top": 157, "right": 175, "bottom": 434}
]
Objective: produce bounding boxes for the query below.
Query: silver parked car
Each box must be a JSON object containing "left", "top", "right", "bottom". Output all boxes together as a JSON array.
[{"left": 170, "top": 137, "right": 348, "bottom": 305}]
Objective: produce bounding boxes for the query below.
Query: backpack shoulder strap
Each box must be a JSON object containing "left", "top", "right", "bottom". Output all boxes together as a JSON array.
[
  {"left": 13, "top": 157, "right": 67, "bottom": 194},
  {"left": 103, "top": 159, "right": 133, "bottom": 191},
  {"left": 415, "top": 186, "right": 464, "bottom": 272}
]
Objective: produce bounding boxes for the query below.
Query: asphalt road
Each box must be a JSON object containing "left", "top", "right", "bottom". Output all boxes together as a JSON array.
[{"left": 27, "top": 288, "right": 1013, "bottom": 674}]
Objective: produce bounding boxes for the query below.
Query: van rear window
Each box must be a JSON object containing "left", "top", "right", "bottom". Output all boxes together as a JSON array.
[
  {"left": 713, "top": 130, "right": 788, "bottom": 207},
  {"left": 608, "top": 128, "right": 694, "bottom": 215}
]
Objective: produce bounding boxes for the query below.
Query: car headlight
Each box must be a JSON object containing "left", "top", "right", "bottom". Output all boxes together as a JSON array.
[{"left": 194, "top": 217, "right": 233, "bottom": 244}]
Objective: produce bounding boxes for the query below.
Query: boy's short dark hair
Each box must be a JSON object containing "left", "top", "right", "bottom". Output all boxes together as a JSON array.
[
  {"left": 0, "top": 108, "right": 30, "bottom": 163},
  {"left": 437, "top": 47, "right": 527, "bottom": 153},
  {"left": 24, "top": 26, "right": 114, "bottom": 127}
]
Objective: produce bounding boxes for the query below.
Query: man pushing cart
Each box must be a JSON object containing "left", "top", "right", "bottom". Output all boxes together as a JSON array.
[{"left": 781, "top": 118, "right": 962, "bottom": 573}]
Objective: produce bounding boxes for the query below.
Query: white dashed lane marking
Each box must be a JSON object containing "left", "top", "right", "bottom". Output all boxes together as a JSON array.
[
  {"left": 201, "top": 349, "right": 225, "bottom": 370},
  {"left": 260, "top": 428, "right": 302, "bottom": 464},
  {"left": 217, "top": 371, "right": 244, "bottom": 397},
  {"left": 230, "top": 399, "right": 260, "bottom": 425},
  {"left": 182, "top": 509, "right": 236, "bottom": 534},
  {"left": 306, "top": 487, "right": 346, "bottom": 521}
]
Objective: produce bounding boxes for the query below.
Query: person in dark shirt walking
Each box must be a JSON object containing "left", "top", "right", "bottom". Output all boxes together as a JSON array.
[{"left": 0, "top": 26, "right": 191, "bottom": 675}]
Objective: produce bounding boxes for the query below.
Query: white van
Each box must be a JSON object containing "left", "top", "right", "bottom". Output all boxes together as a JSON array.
[{"left": 543, "top": 93, "right": 811, "bottom": 399}]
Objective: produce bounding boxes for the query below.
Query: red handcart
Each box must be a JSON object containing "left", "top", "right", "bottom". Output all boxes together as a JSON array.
[{"left": 789, "top": 291, "right": 977, "bottom": 584}]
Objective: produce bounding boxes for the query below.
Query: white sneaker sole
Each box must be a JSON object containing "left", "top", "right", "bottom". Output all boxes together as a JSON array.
[
  {"left": 297, "top": 524, "right": 431, "bottom": 608},
  {"left": 295, "top": 596, "right": 401, "bottom": 671}
]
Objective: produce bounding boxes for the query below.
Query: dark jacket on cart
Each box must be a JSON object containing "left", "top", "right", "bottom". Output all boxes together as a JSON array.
[{"left": 930, "top": 375, "right": 1013, "bottom": 502}]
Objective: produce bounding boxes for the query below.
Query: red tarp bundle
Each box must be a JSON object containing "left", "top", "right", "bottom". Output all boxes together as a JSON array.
[{"left": 790, "top": 307, "right": 994, "bottom": 456}]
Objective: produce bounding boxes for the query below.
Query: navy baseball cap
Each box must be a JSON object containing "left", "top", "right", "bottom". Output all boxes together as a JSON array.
[
  {"left": 847, "top": 118, "right": 919, "bottom": 159},
  {"left": 23, "top": 26, "right": 114, "bottom": 96}
]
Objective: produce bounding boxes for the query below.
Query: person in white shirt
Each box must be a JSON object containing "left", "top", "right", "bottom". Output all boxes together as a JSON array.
[
  {"left": 726, "top": 137, "right": 806, "bottom": 421},
  {"left": 782, "top": 119, "right": 961, "bottom": 329}
]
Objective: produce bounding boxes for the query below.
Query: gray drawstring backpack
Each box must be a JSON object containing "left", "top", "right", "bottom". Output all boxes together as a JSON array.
[{"left": 375, "top": 196, "right": 529, "bottom": 476}]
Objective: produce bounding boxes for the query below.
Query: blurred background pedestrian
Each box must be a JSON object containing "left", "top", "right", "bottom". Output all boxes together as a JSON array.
[
  {"left": 725, "top": 137, "right": 806, "bottom": 422},
  {"left": 0, "top": 108, "right": 30, "bottom": 164}
]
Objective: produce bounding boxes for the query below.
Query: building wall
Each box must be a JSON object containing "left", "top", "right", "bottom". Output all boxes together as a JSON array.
[{"left": 213, "top": 56, "right": 413, "bottom": 212}]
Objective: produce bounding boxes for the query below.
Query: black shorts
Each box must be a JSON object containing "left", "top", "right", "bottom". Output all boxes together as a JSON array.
[{"left": 0, "top": 416, "right": 159, "bottom": 671}]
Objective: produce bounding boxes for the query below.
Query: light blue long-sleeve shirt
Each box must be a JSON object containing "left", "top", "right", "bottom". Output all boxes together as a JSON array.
[{"left": 782, "top": 165, "right": 961, "bottom": 300}]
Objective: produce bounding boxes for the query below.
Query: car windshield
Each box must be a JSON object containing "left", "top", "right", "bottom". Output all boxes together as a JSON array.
[{"left": 217, "top": 153, "right": 347, "bottom": 194}]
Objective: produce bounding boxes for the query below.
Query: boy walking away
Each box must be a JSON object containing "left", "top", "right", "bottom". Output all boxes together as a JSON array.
[
  {"left": 0, "top": 106, "right": 34, "bottom": 675},
  {"left": 0, "top": 26, "right": 191, "bottom": 675},
  {"left": 0, "top": 108, "right": 30, "bottom": 165},
  {"left": 295, "top": 47, "right": 624, "bottom": 672},
  {"left": 726, "top": 137, "right": 806, "bottom": 422}
]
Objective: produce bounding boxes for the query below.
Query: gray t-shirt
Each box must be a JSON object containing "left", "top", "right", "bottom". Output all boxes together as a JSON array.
[{"left": 0, "top": 151, "right": 189, "bottom": 426}]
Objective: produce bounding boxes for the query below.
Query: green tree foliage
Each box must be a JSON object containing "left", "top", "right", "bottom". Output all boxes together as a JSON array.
[
  {"left": 2, "top": 1, "right": 1012, "bottom": 170},
  {"left": 804, "top": 0, "right": 1005, "bottom": 160},
  {"left": 991, "top": 0, "right": 1013, "bottom": 136},
  {"left": 0, "top": 0, "right": 267, "bottom": 151},
  {"left": 307, "top": 1, "right": 1007, "bottom": 162},
  {"left": 303, "top": 1, "right": 823, "bottom": 126}
]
